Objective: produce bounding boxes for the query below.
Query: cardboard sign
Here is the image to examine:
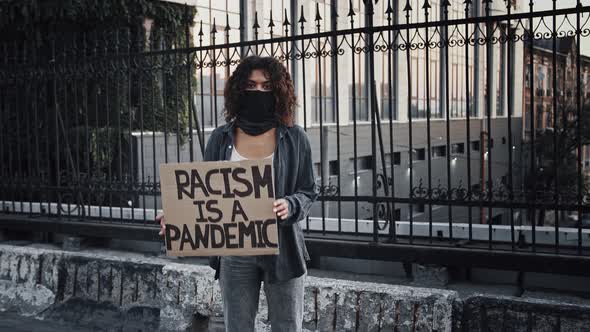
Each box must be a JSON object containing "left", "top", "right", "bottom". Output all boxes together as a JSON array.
[{"left": 159, "top": 159, "right": 279, "bottom": 256}]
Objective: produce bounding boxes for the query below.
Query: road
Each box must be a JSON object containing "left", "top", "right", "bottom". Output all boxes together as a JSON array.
[{"left": 0, "top": 312, "right": 96, "bottom": 332}]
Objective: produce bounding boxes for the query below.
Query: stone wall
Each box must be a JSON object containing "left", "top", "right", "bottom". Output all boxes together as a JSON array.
[{"left": 0, "top": 244, "right": 588, "bottom": 331}]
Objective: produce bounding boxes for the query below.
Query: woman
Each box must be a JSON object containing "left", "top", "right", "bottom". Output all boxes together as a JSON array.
[{"left": 156, "top": 55, "right": 317, "bottom": 332}]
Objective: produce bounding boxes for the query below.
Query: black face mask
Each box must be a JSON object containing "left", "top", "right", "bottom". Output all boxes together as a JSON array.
[{"left": 235, "top": 90, "right": 277, "bottom": 136}]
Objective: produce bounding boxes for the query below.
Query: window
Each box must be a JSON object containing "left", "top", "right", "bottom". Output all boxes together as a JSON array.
[
  {"left": 195, "top": 72, "right": 225, "bottom": 128},
  {"left": 329, "top": 160, "right": 339, "bottom": 176},
  {"left": 312, "top": 82, "right": 335, "bottom": 124},
  {"left": 471, "top": 140, "right": 480, "bottom": 151},
  {"left": 312, "top": 96, "right": 334, "bottom": 124},
  {"left": 349, "top": 83, "right": 369, "bottom": 121},
  {"left": 381, "top": 82, "right": 398, "bottom": 120},
  {"left": 497, "top": 25, "right": 506, "bottom": 116},
  {"left": 407, "top": 204, "right": 425, "bottom": 219},
  {"left": 536, "top": 104, "right": 544, "bottom": 129},
  {"left": 525, "top": 104, "right": 532, "bottom": 134},
  {"left": 536, "top": 65, "right": 545, "bottom": 91},
  {"left": 448, "top": 2, "right": 475, "bottom": 118},
  {"left": 394, "top": 208, "right": 401, "bottom": 221},
  {"left": 432, "top": 146, "right": 446, "bottom": 158},
  {"left": 547, "top": 67, "right": 553, "bottom": 97},
  {"left": 392, "top": 152, "right": 401, "bottom": 166},
  {"left": 352, "top": 155, "right": 374, "bottom": 171},
  {"left": 413, "top": 203, "right": 425, "bottom": 214},
  {"left": 315, "top": 160, "right": 340, "bottom": 177},
  {"left": 451, "top": 143, "right": 465, "bottom": 154},
  {"left": 409, "top": 0, "right": 442, "bottom": 119},
  {"left": 412, "top": 148, "right": 426, "bottom": 162},
  {"left": 384, "top": 152, "right": 401, "bottom": 166}
]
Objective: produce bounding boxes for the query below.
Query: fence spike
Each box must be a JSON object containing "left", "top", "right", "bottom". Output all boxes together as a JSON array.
[
  {"left": 269, "top": 10, "right": 275, "bottom": 28},
  {"left": 298, "top": 5, "right": 307, "bottom": 23},
  {"left": 225, "top": 13, "right": 231, "bottom": 31},
  {"left": 404, "top": 0, "right": 413, "bottom": 13},
  {"left": 423, "top": 0, "right": 431, "bottom": 10},
  {"left": 253, "top": 11, "right": 260, "bottom": 29},
  {"left": 315, "top": 3, "right": 322, "bottom": 23},
  {"left": 283, "top": 8, "right": 291, "bottom": 26},
  {"left": 211, "top": 17, "right": 217, "bottom": 34},
  {"left": 385, "top": 0, "right": 394, "bottom": 15},
  {"left": 348, "top": 0, "right": 356, "bottom": 17},
  {"left": 198, "top": 20, "right": 204, "bottom": 36}
]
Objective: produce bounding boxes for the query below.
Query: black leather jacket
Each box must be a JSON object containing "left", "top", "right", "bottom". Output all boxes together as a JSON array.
[{"left": 205, "top": 122, "right": 318, "bottom": 283}]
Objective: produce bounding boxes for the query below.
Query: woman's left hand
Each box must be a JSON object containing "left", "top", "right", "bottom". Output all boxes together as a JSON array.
[{"left": 273, "top": 199, "right": 289, "bottom": 220}]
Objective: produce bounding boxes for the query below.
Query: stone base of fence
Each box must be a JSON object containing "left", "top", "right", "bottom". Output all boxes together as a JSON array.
[{"left": 0, "top": 244, "right": 588, "bottom": 331}]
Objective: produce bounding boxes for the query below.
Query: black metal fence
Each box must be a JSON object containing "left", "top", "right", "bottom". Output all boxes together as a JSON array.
[{"left": 1, "top": 0, "right": 590, "bottom": 275}]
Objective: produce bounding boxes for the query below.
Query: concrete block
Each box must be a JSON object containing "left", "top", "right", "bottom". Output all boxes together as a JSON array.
[
  {"left": 530, "top": 313, "right": 559, "bottom": 332},
  {"left": 357, "top": 290, "right": 384, "bottom": 332},
  {"left": 120, "top": 264, "right": 140, "bottom": 306},
  {"left": 315, "top": 286, "right": 339, "bottom": 332},
  {"left": 39, "top": 253, "right": 60, "bottom": 293},
  {"left": 97, "top": 262, "right": 115, "bottom": 303},
  {"left": 379, "top": 297, "right": 401, "bottom": 332},
  {"left": 561, "top": 317, "right": 589, "bottom": 332},
  {"left": 0, "top": 281, "right": 55, "bottom": 316},
  {"left": 333, "top": 289, "right": 356, "bottom": 332}
]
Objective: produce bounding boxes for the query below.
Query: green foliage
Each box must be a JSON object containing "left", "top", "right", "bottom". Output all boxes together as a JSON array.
[
  {"left": 0, "top": 0, "right": 198, "bottom": 206},
  {"left": 0, "top": 0, "right": 196, "bottom": 30}
]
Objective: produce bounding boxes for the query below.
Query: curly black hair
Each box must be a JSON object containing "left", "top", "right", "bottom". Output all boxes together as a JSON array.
[{"left": 223, "top": 56, "right": 296, "bottom": 126}]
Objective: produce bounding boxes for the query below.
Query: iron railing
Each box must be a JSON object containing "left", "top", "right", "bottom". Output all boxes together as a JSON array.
[{"left": 1, "top": 0, "right": 590, "bottom": 275}]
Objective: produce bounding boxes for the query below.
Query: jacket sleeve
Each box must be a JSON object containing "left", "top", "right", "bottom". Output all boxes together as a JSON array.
[
  {"left": 204, "top": 127, "right": 223, "bottom": 278},
  {"left": 203, "top": 128, "right": 221, "bottom": 162},
  {"left": 281, "top": 129, "right": 318, "bottom": 226}
]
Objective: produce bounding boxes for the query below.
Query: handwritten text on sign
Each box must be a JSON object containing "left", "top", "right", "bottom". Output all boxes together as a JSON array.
[{"left": 159, "top": 159, "right": 279, "bottom": 256}]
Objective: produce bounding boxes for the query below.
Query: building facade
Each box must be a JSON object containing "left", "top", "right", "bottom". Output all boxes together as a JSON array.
[{"left": 522, "top": 36, "right": 590, "bottom": 171}]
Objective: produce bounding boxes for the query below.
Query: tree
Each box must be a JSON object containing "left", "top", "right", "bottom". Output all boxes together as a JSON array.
[
  {"left": 0, "top": 0, "right": 197, "bottom": 208},
  {"left": 526, "top": 98, "right": 590, "bottom": 226}
]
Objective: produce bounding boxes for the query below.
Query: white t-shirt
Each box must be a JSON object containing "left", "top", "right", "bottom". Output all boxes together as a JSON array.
[
  {"left": 230, "top": 146, "right": 274, "bottom": 162},
  {"left": 230, "top": 147, "right": 276, "bottom": 198}
]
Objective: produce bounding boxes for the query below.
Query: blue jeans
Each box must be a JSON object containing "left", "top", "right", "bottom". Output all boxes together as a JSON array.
[{"left": 219, "top": 256, "right": 305, "bottom": 332}]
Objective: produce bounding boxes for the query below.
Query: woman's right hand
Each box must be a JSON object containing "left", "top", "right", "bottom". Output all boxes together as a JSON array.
[{"left": 156, "top": 213, "right": 166, "bottom": 236}]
